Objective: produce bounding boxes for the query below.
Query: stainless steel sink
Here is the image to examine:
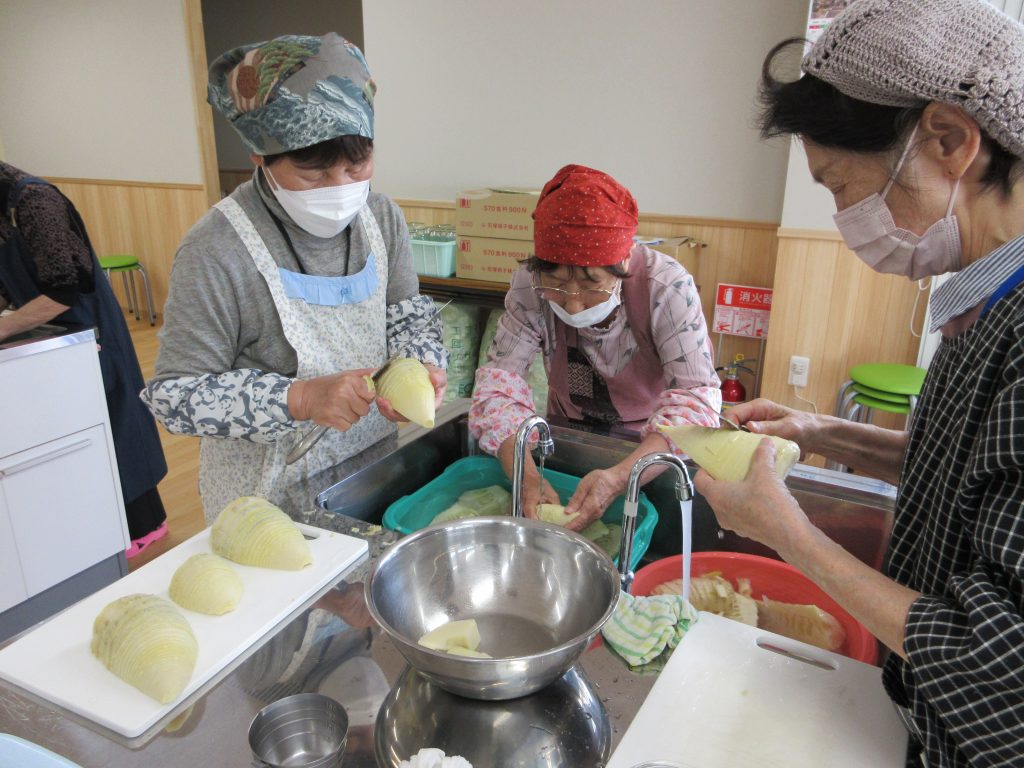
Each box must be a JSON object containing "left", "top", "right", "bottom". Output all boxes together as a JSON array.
[{"left": 314, "top": 400, "right": 896, "bottom": 568}]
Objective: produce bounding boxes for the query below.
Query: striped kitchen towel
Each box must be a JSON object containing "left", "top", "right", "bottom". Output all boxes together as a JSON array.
[{"left": 602, "top": 591, "right": 698, "bottom": 667}]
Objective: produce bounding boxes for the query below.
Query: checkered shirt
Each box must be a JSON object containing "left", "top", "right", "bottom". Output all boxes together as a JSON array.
[{"left": 883, "top": 273, "right": 1024, "bottom": 767}]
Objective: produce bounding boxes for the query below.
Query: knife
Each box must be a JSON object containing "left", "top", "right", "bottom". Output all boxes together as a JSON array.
[
  {"left": 285, "top": 299, "right": 453, "bottom": 466},
  {"left": 686, "top": 388, "right": 751, "bottom": 432}
]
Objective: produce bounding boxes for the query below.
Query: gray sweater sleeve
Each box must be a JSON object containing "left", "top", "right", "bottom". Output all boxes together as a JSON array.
[
  {"left": 143, "top": 183, "right": 437, "bottom": 441},
  {"left": 141, "top": 209, "right": 298, "bottom": 441}
]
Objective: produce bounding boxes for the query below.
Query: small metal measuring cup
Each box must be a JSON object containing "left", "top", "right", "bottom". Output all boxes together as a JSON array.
[{"left": 248, "top": 693, "right": 349, "bottom": 768}]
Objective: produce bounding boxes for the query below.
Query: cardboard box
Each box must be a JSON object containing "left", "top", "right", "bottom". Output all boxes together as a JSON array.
[
  {"left": 637, "top": 235, "right": 704, "bottom": 282},
  {"left": 455, "top": 236, "right": 533, "bottom": 284},
  {"left": 455, "top": 187, "right": 541, "bottom": 241}
]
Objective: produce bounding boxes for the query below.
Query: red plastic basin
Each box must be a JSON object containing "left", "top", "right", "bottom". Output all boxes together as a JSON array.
[{"left": 632, "top": 551, "right": 878, "bottom": 665}]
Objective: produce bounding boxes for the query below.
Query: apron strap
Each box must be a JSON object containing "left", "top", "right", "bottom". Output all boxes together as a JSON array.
[{"left": 980, "top": 262, "right": 1024, "bottom": 319}]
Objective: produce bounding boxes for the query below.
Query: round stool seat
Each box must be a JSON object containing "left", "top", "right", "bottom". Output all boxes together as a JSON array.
[
  {"left": 850, "top": 392, "right": 911, "bottom": 415},
  {"left": 851, "top": 382, "right": 912, "bottom": 405},
  {"left": 98, "top": 253, "right": 156, "bottom": 325},
  {"left": 849, "top": 363, "right": 925, "bottom": 396},
  {"left": 99, "top": 254, "right": 140, "bottom": 271}
]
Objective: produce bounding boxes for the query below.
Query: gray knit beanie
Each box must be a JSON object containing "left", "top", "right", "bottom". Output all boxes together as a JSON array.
[{"left": 803, "top": 0, "right": 1024, "bottom": 159}]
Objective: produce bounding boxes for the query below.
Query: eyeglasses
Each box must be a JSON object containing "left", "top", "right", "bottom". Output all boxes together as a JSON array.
[{"left": 532, "top": 275, "right": 619, "bottom": 303}]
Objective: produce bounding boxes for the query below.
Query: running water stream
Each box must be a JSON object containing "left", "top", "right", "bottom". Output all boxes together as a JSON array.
[{"left": 680, "top": 499, "right": 692, "bottom": 604}]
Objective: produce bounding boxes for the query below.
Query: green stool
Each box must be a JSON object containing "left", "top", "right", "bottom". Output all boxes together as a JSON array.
[
  {"left": 99, "top": 254, "right": 156, "bottom": 325},
  {"left": 847, "top": 392, "right": 912, "bottom": 419},
  {"left": 849, "top": 363, "right": 926, "bottom": 396},
  {"left": 848, "top": 381, "right": 913, "bottom": 405},
  {"left": 834, "top": 363, "right": 925, "bottom": 422},
  {"left": 828, "top": 363, "right": 925, "bottom": 472}
]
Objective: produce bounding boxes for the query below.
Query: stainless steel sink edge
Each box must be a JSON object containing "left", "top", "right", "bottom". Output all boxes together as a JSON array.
[{"left": 314, "top": 400, "right": 895, "bottom": 571}]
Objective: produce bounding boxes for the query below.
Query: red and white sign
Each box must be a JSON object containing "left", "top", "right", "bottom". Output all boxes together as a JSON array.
[{"left": 713, "top": 283, "right": 773, "bottom": 338}]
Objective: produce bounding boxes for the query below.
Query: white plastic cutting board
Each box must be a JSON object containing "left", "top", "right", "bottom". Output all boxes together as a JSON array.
[
  {"left": 0, "top": 734, "right": 83, "bottom": 768},
  {"left": 607, "top": 612, "right": 908, "bottom": 768},
  {"left": 0, "top": 523, "right": 367, "bottom": 739}
]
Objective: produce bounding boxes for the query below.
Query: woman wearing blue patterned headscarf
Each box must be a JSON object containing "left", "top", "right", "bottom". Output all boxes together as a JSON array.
[{"left": 144, "top": 33, "right": 449, "bottom": 522}]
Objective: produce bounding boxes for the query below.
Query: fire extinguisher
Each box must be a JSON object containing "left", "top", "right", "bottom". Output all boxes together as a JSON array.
[{"left": 716, "top": 355, "right": 757, "bottom": 409}]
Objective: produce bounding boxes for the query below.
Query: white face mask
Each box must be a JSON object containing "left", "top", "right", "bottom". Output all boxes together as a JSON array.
[
  {"left": 548, "top": 287, "right": 621, "bottom": 328},
  {"left": 832, "top": 125, "right": 962, "bottom": 280},
  {"left": 265, "top": 167, "right": 370, "bottom": 239}
]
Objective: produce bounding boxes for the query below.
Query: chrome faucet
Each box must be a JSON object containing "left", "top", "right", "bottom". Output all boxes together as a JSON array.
[
  {"left": 620, "top": 452, "right": 694, "bottom": 592},
  {"left": 511, "top": 415, "right": 555, "bottom": 518}
]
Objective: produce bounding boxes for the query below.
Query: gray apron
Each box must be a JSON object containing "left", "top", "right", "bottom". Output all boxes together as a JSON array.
[{"left": 199, "top": 199, "right": 393, "bottom": 523}]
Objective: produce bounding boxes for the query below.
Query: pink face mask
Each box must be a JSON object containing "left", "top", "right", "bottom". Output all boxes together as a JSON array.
[{"left": 832, "top": 126, "right": 962, "bottom": 280}]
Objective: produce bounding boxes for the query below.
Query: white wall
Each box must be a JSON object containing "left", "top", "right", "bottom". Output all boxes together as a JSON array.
[
  {"left": 363, "top": 1, "right": 809, "bottom": 221},
  {"left": 781, "top": 0, "right": 1024, "bottom": 231},
  {"left": 0, "top": 0, "right": 810, "bottom": 218},
  {"left": 0, "top": 0, "right": 201, "bottom": 184},
  {"left": 779, "top": 139, "right": 838, "bottom": 229}
]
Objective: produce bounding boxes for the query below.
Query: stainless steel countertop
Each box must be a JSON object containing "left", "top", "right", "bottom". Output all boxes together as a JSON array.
[
  {"left": 0, "top": 324, "right": 96, "bottom": 364},
  {"left": 0, "top": 512, "right": 658, "bottom": 768}
]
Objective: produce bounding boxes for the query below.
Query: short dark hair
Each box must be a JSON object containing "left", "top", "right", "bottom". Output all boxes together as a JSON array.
[
  {"left": 758, "top": 39, "right": 1020, "bottom": 197},
  {"left": 264, "top": 135, "right": 374, "bottom": 169},
  {"left": 520, "top": 255, "right": 630, "bottom": 280}
]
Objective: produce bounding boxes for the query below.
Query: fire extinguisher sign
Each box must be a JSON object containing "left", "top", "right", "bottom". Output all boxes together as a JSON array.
[{"left": 713, "top": 283, "right": 773, "bottom": 338}]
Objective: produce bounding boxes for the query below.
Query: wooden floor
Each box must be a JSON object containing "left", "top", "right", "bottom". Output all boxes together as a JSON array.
[{"left": 126, "top": 318, "right": 205, "bottom": 569}]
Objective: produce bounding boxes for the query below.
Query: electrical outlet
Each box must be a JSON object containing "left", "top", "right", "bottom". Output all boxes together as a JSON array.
[{"left": 788, "top": 355, "right": 810, "bottom": 387}]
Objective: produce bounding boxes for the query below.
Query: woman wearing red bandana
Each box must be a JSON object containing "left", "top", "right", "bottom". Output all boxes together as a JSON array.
[{"left": 469, "top": 165, "right": 722, "bottom": 529}]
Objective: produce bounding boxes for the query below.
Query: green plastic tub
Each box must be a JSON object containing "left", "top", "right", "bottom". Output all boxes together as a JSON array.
[{"left": 381, "top": 455, "right": 658, "bottom": 571}]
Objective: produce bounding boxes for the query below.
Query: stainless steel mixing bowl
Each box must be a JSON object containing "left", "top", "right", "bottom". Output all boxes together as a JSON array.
[
  {"left": 374, "top": 664, "right": 611, "bottom": 766},
  {"left": 365, "top": 516, "right": 621, "bottom": 700}
]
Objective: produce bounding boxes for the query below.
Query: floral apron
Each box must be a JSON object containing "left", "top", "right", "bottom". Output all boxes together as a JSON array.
[{"left": 199, "top": 199, "right": 392, "bottom": 522}]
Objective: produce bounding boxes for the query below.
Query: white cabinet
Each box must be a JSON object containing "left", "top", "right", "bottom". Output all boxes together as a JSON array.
[
  {"left": 0, "top": 330, "right": 128, "bottom": 637},
  {"left": 0, "top": 493, "right": 27, "bottom": 613},
  {"left": 1, "top": 425, "right": 124, "bottom": 599}
]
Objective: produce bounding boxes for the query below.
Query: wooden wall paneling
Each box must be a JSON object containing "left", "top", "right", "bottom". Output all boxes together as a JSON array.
[
  {"left": 759, "top": 235, "right": 800, "bottom": 409},
  {"left": 393, "top": 199, "right": 784, "bottom": 400},
  {"left": 394, "top": 199, "right": 456, "bottom": 228},
  {"left": 762, "top": 232, "right": 929, "bottom": 438},
  {"left": 48, "top": 179, "right": 209, "bottom": 320}
]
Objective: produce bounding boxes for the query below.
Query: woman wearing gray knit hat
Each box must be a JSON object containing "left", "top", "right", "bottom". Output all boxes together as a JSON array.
[
  {"left": 143, "top": 33, "right": 448, "bottom": 522},
  {"left": 695, "top": 2, "right": 1024, "bottom": 766}
]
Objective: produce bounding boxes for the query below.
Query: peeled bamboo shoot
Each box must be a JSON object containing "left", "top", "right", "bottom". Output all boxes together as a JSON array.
[
  {"left": 368, "top": 357, "right": 435, "bottom": 428},
  {"left": 431, "top": 485, "right": 511, "bottom": 524},
  {"left": 418, "top": 619, "right": 483, "bottom": 655},
  {"left": 211, "top": 496, "right": 312, "bottom": 570},
  {"left": 659, "top": 424, "right": 800, "bottom": 482},
  {"left": 91, "top": 594, "right": 198, "bottom": 704},
  {"left": 758, "top": 597, "right": 846, "bottom": 651},
  {"left": 169, "top": 554, "right": 243, "bottom": 615},
  {"left": 536, "top": 503, "right": 579, "bottom": 526}
]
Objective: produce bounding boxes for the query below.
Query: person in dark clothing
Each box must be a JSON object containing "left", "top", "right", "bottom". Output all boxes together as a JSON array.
[{"left": 0, "top": 162, "right": 168, "bottom": 557}]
